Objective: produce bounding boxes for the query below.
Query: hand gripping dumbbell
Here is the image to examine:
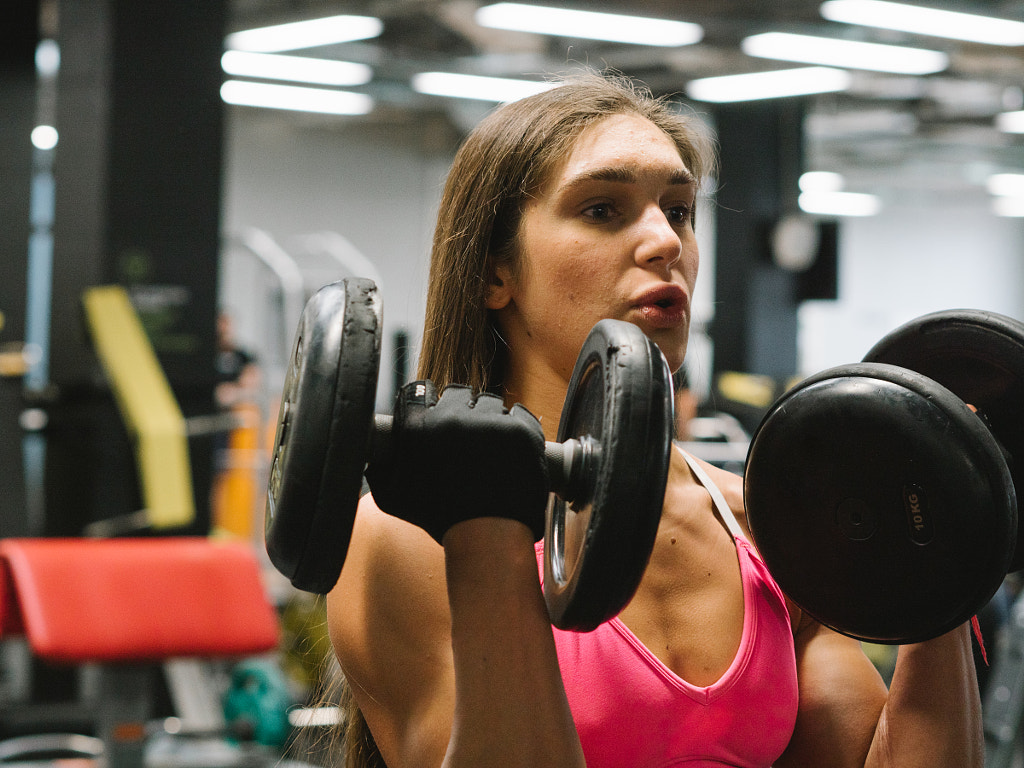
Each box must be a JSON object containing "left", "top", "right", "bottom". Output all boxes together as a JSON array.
[
  {"left": 264, "top": 278, "right": 673, "bottom": 632},
  {"left": 744, "top": 309, "right": 1024, "bottom": 644}
]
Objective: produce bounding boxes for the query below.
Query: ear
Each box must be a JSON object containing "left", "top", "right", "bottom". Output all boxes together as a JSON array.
[{"left": 485, "top": 263, "right": 514, "bottom": 310}]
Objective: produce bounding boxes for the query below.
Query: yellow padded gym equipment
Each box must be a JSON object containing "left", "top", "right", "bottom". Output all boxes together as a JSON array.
[{"left": 82, "top": 285, "right": 194, "bottom": 529}]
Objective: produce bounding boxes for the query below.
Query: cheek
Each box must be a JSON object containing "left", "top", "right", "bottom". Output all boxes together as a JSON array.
[
  {"left": 519, "top": 216, "right": 620, "bottom": 310},
  {"left": 559, "top": 259, "right": 597, "bottom": 301},
  {"left": 680, "top": 242, "right": 700, "bottom": 290},
  {"left": 559, "top": 264, "right": 623, "bottom": 318},
  {"left": 528, "top": 241, "right": 592, "bottom": 300}
]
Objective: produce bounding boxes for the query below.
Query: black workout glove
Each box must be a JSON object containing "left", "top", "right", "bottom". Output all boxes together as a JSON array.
[{"left": 365, "top": 381, "right": 549, "bottom": 544}]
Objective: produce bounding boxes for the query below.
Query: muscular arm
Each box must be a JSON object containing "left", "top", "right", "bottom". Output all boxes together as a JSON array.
[
  {"left": 866, "top": 624, "right": 983, "bottom": 766},
  {"left": 441, "top": 518, "right": 585, "bottom": 767},
  {"left": 775, "top": 619, "right": 886, "bottom": 767},
  {"left": 327, "top": 497, "right": 453, "bottom": 766},
  {"left": 778, "top": 618, "right": 982, "bottom": 767},
  {"left": 327, "top": 496, "right": 585, "bottom": 768}
]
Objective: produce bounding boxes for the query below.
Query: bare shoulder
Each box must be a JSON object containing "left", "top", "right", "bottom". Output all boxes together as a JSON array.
[
  {"left": 326, "top": 494, "right": 453, "bottom": 722},
  {"left": 688, "top": 456, "right": 749, "bottom": 533}
]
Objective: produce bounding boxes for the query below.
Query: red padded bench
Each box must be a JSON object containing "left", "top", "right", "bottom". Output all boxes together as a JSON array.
[{"left": 0, "top": 537, "right": 281, "bottom": 767}]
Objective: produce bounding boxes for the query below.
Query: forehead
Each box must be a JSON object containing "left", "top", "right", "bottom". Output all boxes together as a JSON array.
[{"left": 550, "top": 113, "right": 689, "bottom": 188}]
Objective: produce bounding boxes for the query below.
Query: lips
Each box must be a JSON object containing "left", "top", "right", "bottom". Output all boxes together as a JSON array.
[{"left": 631, "top": 284, "right": 689, "bottom": 328}]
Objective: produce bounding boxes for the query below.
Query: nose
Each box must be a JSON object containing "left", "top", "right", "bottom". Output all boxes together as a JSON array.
[{"left": 634, "top": 204, "right": 683, "bottom": 270}]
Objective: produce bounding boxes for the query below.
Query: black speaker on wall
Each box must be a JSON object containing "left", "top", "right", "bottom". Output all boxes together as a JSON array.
[
  {"left": 797, "top": 220, "right": 839, "bottom": 301},
  {"left": 765, "top": 215, "right": 839, "bottom": 302}
]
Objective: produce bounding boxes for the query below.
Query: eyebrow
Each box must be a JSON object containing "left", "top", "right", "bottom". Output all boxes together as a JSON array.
[{"left": 561, "top": 165, "right": 696, "bottom": 191}]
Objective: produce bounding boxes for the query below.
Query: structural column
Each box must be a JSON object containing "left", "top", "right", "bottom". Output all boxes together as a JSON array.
[
  {"left": 711, "top": 100, "right": 806, "bottom": 381},
  {"left": 43, "top": 0, "right": 227, "bottom": 534},
  {"left": 0, "top": 1, "right": 40, "bottom": 536}
]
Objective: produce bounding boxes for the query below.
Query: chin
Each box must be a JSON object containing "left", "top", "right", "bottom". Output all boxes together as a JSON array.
[
  {"left": 666, "top": 355, "right": 687, "bottom": 376},
  {"left": 649, "top": 331, "right": 688, "bottom": 374}
]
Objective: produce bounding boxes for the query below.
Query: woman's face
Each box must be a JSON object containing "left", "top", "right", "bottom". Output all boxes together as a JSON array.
[{"left": 489, "top": 113, "right": 699, "bottom": 386}]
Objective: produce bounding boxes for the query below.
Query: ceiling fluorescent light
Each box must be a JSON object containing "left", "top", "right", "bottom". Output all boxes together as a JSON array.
[
  {"left": 225, "top": 15, "right": 383, "bottom": 52},
  {"left": 820, "top": 1, "right": 1024, "bottom": 46},
  {"left": 996, "top": 110, "right": 1024, "bottom": 133},
  {"left": 687, "top": 67, "right": 851, "bottom": 103},
  {"left": 993, "top": 197, "right": 1024, "bottom": 217},
  {"left": 742, "top": 32, "right": 947, "bottom": 75},
  {"left": 475, "top": 3, "right": 703, "bottom": 47},
  {"left": 411, "top": 72, "right": 558, "bottom": 102},
  {"left": 987, "top": 173, "right": 1024, "bottom": 197},
  {"left": 799, "top": 190, "right": 881, "bottom": 216},
  {"left": 221, "top": 52, "right": 372, "bottom": 86},
  {"left": 220, "top": 80, "right": 374, "bottom": 115},
  {"left": 799, "top": 171, "right": 845, "bottom": 193}
]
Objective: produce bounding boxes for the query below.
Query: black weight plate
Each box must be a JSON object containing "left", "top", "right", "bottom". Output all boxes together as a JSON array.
[
  {"left": 864, "top": 309, "right": 1024, "bottom": 570},
  {"left": 745, "top": 362, "right": 1015, "bottom": 644},
  {"left": 265, "top": 278, "right": 382, "bottom": 593},
  {"left": 545, "top": 319, "right": 673, "bottom": 632}
]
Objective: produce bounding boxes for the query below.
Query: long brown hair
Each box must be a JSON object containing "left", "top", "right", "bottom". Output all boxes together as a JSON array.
[{"left": 336, "top": 71, "right": 717, "bottom": 767}]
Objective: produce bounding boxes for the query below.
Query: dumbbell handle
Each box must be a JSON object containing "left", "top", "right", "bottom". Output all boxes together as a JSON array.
[
  {"left": 371, "top": 414, "right": 590, "bottom": 504},
  {"left": 545, "top": 437, "right": 596, "bottom": 504}
]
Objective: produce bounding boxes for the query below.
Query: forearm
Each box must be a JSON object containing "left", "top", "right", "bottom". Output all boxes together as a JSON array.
[
  {"left": 441, "top": 518, "right": 586, "bottom": 768},
  {"left": 867, "top": 623, "right": 983, "bottom": 767}
]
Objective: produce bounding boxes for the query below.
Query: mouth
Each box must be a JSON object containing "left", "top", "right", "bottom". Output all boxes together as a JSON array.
[
  {"left": 632, "top": 285, "right": 689, "bottom": 328},
  {"left": 636, "top": 284, "right": 688, "bottom": 311}
]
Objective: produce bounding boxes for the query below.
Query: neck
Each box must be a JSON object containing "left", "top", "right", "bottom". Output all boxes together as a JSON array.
[{"left": 500, "top": 358, "right": 570, "bottom": 442}]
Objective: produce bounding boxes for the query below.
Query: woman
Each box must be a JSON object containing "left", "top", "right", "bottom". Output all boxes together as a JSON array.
[{"left": 326, "top": 72, "right": 982, "bottom": 767}]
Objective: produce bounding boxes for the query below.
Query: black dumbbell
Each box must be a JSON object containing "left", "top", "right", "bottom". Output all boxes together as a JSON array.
[
  {"left": 745, "top": 309, "right": 1024, "bottom": 644},
  {"left": 264, "top": 278, "right": 673, "bottom": 632}
]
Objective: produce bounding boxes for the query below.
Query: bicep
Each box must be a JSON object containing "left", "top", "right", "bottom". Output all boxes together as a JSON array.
[
  {"left": 776, "top": 619, "right": 888, "bottom": 768},
  {"left": 327, "top": 495, "right": 455, "bottom": 768}
]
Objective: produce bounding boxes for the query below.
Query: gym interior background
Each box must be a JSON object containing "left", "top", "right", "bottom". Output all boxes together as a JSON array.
[{"left": 1, "top": 0, "right": 1024, "bottom": 763}]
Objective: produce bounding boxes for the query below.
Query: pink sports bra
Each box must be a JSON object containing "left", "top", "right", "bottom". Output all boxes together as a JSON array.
[{"left": 537, "top": 449, "right": 799, "bottom": 767}]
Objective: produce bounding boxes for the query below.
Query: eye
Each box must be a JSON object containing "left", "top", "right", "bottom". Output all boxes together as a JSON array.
[
  {"left": 582, "top": 202, "right": 616, "bottom": 222},
  {"left": 665, "top": 203, "right": 692, "bottom": 225}
]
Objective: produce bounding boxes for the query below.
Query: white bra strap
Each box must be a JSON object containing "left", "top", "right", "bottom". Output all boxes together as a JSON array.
[{"left": 676, "top": 445, "right": 745, "bottom": 541}]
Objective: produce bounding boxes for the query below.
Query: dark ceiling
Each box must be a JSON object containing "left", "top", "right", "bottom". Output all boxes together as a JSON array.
[{"left": 225, "top": 0, "right": 1024, "bottom": 200}]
